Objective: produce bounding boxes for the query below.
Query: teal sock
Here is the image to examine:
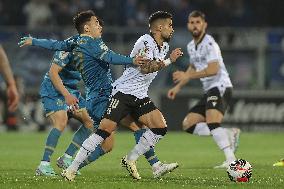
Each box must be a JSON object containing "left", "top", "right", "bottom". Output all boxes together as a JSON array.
[
  {"left": 42, "top": 128, "right": 62, "bottom": 162},
  {"left": 133, "top": 129, "right": 159, "bottom": 166},
  {"left": 79, "top": 145, "right": 105, "bottom": 169},
  {"left": 65, "top": 125, "right": 92, "bottom": 157}
]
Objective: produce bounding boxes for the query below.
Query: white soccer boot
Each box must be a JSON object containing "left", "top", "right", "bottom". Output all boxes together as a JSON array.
[
  {"left": 57, "top": 155, "right": 81, "bottom": 175},
  {"left": 214, "top": 161, "right": 229, "bottom": 169},
  {"left": 152, "top": 162, "right": 179, "bottom": 178},
  {"left": 61, "top": 169, "right": 76, "bottom": 181},
  {"left": 121, "top": 155, "right": 141, "bottom": 180}
]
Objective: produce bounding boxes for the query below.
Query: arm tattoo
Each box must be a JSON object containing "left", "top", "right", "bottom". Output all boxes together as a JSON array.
[{"left": 140, "top": 60, "right": 165, "bottom": 74}]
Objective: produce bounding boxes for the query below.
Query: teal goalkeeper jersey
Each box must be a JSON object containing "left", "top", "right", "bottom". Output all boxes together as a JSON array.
[
  {"left": 33, "top": 35, "right": 133, "bottom": 100},
  {"left": 40, "top": 51, "right": 81, "bottom": 97}
]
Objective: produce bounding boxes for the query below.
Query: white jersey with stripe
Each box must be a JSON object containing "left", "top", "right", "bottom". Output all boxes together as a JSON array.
[
  {"left": 187, "top": 34, "right": 233, "bottom": 94},
  {"left": 112, "top": 34, "right": 169, "bottom": 99}
]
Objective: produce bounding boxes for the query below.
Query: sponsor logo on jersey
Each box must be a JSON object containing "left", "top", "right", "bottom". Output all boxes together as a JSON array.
[{"left": 138, "top": 47, "right": 149, "bottom": 56}]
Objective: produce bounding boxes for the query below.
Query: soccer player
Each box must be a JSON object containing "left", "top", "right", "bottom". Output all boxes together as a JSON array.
[
  {"left": 19, "top": 10, "right": 143, "bottom": 175},
  {"left": 62, "top": 11, "right": 183, "bottom": 181},
  {"left": 35, "top": 50, "right": 89, "bottom": 176},
  {"left": 20, "top": 11, "right": 178, "bottom": 178},
  {"left": 35, "top": 50, "right": 115, "bottom": 176},
  {"left": 167, "top": 11, "right": 240, "bottom": 169},
  {"left": 0, "top": 45, "right": 19, "bottom": 112}
]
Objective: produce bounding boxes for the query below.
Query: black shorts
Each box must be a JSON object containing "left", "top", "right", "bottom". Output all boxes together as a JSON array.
[
  {"left": 103, "top": 91, "right": 157, "bottom": 123},
  {"left": 189, "top": 87, "right": 232, "bottom": 117}
]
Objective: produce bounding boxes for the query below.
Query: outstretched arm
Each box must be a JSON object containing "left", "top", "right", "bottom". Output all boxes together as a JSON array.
[
  {"left": 92, "top": 41, "right": 147, "bottom": 66},
  {"left": 101, "top": 49, "right": 133, "bottom": 65},
  {"left": 18, "top": 35, "right": 77, "bottom": 51},
  {"left": 99, "top": 50, "right": 147, "bottom": 66},
  {"left": 0, "top": 46, "right": 19, "bottom": 111}
]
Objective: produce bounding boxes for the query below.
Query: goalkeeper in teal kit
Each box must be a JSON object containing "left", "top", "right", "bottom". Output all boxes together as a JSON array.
[
  {"left": 19, "top": 10, "right": 178, "bottom": 179},
  {"left": 35, "top": 49, "right": 100, "bottom": 176}
]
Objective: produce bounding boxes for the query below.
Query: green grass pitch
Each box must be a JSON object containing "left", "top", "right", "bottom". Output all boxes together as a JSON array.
[{"left": 0, "top": 131, "right": 283, "bottom": 189}]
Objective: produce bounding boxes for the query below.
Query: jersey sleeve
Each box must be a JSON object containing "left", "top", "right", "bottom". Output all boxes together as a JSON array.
[
  {"left": 205, "top": 42, "right": 219, "bottom": 63},
  {"left": 32, "top": 35, "right": 78, "bottom": 51},
  {"left": 51, "top": 51, "right": 71, "bottom": 67},
  {"left": 89, "top": 40, "right": 133, "bottom": 65}
]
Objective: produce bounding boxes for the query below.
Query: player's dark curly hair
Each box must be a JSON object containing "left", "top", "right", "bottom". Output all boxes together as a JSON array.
[
  {"left": 73, "top": 10, "right": 96, "bottom": 34},
  {"left": 149, "top": 11, "right": 172, "bottom": 26},
  {"left": 188, "top": 10, "right": 206, "bottom": 21}
]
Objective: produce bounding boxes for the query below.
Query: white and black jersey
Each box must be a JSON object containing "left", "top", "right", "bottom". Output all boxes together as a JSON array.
[
  {"left": 187, "top": 34, "right": 232, "bottom": 94},
  {"left": 112, "top": 34, "right": 169, "bottom": 99},
  {"left": 103, "top": 34, "right": 169, "bottom": 123}
]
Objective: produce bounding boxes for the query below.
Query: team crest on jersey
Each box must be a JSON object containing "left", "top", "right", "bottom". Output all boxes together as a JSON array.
[
  {"left": 100, "top": 42, "right": 109, "bottom": 51},
  {"left": 143, "top": 41, "right": 148, "bottom": 46},
  {"left": 207, "top": 96, "right": 218, "bottom": 102},
  {"left": 78, "top": 39, "right": 87, "bottom": 44},
  {"left": 59, "top": 51, "right": 69, "bottom": 60}
]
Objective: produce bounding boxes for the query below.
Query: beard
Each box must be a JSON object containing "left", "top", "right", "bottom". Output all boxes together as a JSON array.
[
  {"left": 191, "top": 29, "right": 202, "bottom": 38},
  {"left": 162, "top": 33, "right": 172, "bottom": 42}
]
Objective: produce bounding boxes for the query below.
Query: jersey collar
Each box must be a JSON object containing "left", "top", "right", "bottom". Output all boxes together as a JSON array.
[
  {"left": 150, "top": 32, "right": 163, "bottom": 52},
  {"left": 195, "top": 33, "right": 206, "bottom": 50},
  {"left": 80, "top": 34, "right": 94, "bottom": 38},
  {"left": 80, "top": 34, "right": 102, "bottom": 40}
]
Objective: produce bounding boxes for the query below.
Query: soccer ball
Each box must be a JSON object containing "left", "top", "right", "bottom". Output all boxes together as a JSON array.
[{"left": 227, "top": 159, "right": 252, "bottom": 182}]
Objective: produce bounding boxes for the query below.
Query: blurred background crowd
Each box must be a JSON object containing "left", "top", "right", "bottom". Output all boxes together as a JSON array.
[
  {"left": 0, "top": 0, "right": 283, "bottom": 131},
  {"left": 1, "top": 0, "right": 284, "bottom": 27}
]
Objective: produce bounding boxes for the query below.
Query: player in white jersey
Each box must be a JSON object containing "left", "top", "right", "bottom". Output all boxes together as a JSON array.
[
  {"left": 111, "top": 33, "right": 167, "bottom": 98},
  {"left": 168, "top": 11, "right": 240, "bottom": 169},
  {"left": 62, "top": 11, "right": 183, "bottom": 181}
]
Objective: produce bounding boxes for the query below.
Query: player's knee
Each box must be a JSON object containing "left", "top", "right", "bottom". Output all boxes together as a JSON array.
[
  {"left": 82, "top": 117, "right": 94, "bottom": 129},
  {"left": 99, "top": 118, "right": 117, "bottom": 133},
  {"left": 182, "top": 117, "right": 193, "bottom": 131},
  {"left": 150, "top": 118, "right": 167, "bottom": 129},
  {"left": 51, "top": 115, "right": 68, "bottom": 131},
  {"left": 127, "top": 122, "right": 140, "bottom": 132}
]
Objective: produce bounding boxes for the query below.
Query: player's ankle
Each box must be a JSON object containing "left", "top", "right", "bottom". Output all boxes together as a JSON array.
[{"left": 152, "top": 161, "right": 161, "bottom": 169}]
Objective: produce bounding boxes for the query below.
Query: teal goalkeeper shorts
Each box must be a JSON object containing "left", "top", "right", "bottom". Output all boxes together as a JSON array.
[
  {"left": 85, "top": 91, "right": 111, "bottom": 129},
  {"left": 41, "top": 91, "right": 86, "bottom": 117}
]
